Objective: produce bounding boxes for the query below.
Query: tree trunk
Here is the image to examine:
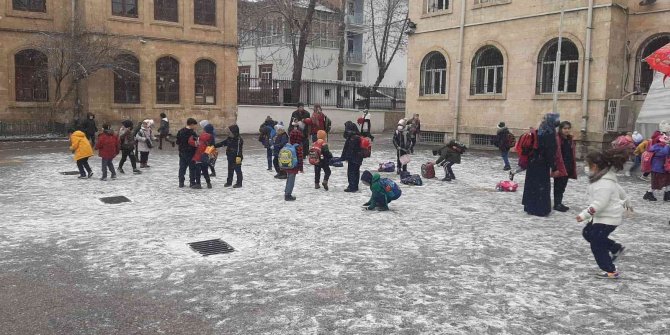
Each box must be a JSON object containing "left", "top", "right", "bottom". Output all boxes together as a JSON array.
[
  {"left": 290, "top": 0, "right": 318, "bottom": 104},
  {"left": 336, "top": 0, "right": 346, "bottom": 108}
]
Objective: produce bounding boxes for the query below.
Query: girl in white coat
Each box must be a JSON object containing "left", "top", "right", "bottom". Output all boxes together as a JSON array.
[
  {"left": 136, "top": 119, "right": 154, "bottom": 168},
  {"left": 577, "top": 149, "right": 632, "bottom": 279}
]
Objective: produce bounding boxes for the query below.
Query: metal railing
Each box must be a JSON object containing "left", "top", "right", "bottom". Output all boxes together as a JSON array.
[
  {"left": 346, "top": 13, "right": 364, "bottom": 26},
  {"left": 238, "top": 77, "right": 405, "bottom": 111},
  {"left": 0, "top": 120, "right": 67, "bottom": 138},
  {"left": 346, "top": 52, "right": 365, "bottom": 65}
]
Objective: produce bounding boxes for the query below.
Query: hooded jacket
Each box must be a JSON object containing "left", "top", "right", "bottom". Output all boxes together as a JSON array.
[
  {"left": 393, "top": 125, "right": 411, "bottom": 153},
  {"left": 215, "top": 125, "right": 244, "bottom": 159},
  {"left": 648, "top": 142, "right": 670, "bottom": 173},
  {"left": 315, "top": 130, "right": 333, "bottom": 165},
  {"left": 158, "top": 118, "right": 170, "bottom": 136},
  {"left": 119, "top": 121, "right": 135, "bottom": 150},
  {"left": 96, "top": 129, "right": 120, "bottom": 160},
  {"left": 342, "top": 121, "right": 363, "bottom": 165},
  {"left": 578, "top": 169, "right": 629, "bottom": 226},
  {"left": 285, "top": 128, "right": 304, "bottom": 174},
  {"left": 494, "top": 127, "right": 512, "bottom": 152},
  {"left": 273, "top": 128, "right": 289, "bottom": 156},
  {"left": 552, "top": 133, "right": 577, "bottom": 179},
  {"left": 135, "top": 126, "right": 153, "bottom": 152},
  {"left": 366, "top": 173, "right": 401, "bottom": 210},
  {"left": 189, "top": 126, "right": 213, "bottom": 163},
  {"left": 69, "top": 130, "right": 94, "bottom": 161}
]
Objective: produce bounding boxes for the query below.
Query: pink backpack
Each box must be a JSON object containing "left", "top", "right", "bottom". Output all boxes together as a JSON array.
[
  {"left": 496, "top": 180, "right": 519, "bottom": 192},
  {"left": 641, "top": 151, "right": 654, "bottom": 173}
]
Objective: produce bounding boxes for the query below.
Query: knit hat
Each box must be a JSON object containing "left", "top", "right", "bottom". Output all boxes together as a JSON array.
[
  {"left": 275, "top": 122, "right": 285, "bottom": 132},
  {"left": 498, "top": 122, "right": 506, "bottom": 129},
  {"left": 398, "top": 119, "right": 406, "bottom": 126},
  {"left": 361, "top": 170, "right": 373, "bottom": 185},
  {"left": 632, "top": 131, "right": 644, "bottom": 144},
  {"left": 317, "top": 130, "right": 327, "bottom": 141},
  {"left": 199, "top": 120, "right": 210, "bottom": 128}
]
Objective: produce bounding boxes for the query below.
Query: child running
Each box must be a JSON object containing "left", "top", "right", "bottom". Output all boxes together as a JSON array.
[
  {"left": 360, "top": 170, "right": 402, "bottom": 211},
  {"left": 95, "top": 123, "right": 119, "bottom": 181},
  {"left": 576, "top": 149, "right": 632, "bottom": 279}
]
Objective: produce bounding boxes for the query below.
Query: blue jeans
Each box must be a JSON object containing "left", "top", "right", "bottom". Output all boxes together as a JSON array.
[
  {"left": 101, "top": 158, "right": 116, "bottom": 178},
  {"left": 285, "top": 173, "right": 296, "bottom": 195},
  {"left": 501, "top": 150, "right": 510, "bottom": 168},
  {"left": 178, "top": 154, "right": 196, "bottom": 185}
]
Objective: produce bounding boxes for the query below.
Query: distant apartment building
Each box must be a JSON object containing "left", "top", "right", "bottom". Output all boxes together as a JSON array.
[{"left": 407, "top": 0, "right": 670, "bottom": 148}]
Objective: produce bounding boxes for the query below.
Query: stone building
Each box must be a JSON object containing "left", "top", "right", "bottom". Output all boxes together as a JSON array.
[
  {"left": 407, "top": 0, "right": 670, "bottom": 150},
  {"left": 0, "top": 0, "right": 238, "bottom": 129}
]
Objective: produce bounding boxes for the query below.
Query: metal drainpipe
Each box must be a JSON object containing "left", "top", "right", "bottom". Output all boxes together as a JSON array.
[
  {"left": 452, "top": 0, "right": 466, "bottom": 142},
  {"left": 581, "top": 0, "right": 594, "bottom": 136}
]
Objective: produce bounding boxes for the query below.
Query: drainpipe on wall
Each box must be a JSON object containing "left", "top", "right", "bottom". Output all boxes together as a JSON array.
[
  {"left": 581, "top": 0, "right": 594, "bottom": 135},
  {"left": 452, "top": 0, "right": 467, "bottom": 142}
]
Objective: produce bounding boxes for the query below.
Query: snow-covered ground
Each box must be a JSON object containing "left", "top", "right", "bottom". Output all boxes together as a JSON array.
[{"left": 1, "top": 138, "right": 669, "bottom": 334}]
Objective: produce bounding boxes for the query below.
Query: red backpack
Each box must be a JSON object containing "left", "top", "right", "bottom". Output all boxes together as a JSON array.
[
  {"left": 308, "top": 140, "right": 325, "bottom": 166},
  {"left": 421, "top": 162, "right": 435, "bottom": 179},
  {"left": 515, "top": 130, "right": 538, "bottom": 169},
  {"left": 359, "top": 136, "right": 372, "bottom": 158}
]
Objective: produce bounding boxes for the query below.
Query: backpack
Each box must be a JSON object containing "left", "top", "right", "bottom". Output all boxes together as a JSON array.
[
  {"left": 360, "top": 136, "right": 372, "bottom": 158},
  {"left": 308, "top": 140, "right": 325, "bottom": 166},
  {"left": 378, "top": 161, "right": 395, "bottom": 172},
  {"left": 507, "top": 132, "right": 516, "bottom": 148},
  {"left": 399, "top": 171, "right": 411, "bottom": 179},
  {"left": 496, "top": 180, "right": 519, "bottom": 192},
  {"left": 329, "top": 156, "right": 344, "bottom": 167},
  {"left": 279, "top": 143, "right": 298, "bottom": 169},
  {"left": 202, "top": 145, "right": 218, "bottom": 166},
  {"left": 401, "top": 174, "right": 423, "bottom": 186},
  {"left": 641, "top": 151, "right": 654, "bottom": 173},
  {"left": 421, "top": 162, "right": 436, "bottom": 179},
  {"left": 380, "top": 178, "right": 402, "bottom": 199},
  {"left": 515, "top": 130, "right": 538, "bottom": 169},
  {"left": 324, "top": 116, "right": 332, "bottom": 133}
]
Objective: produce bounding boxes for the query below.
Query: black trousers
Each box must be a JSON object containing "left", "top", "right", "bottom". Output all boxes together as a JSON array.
[
  {"left": 582, "top": 223, "right": 621, "bottom": 273},
  {"left": 179, "top": 154, "right": 196, "bottom": 185},
  {"left": 347, "top": 162, "right": 360, "bottom": 191},
  {"left": 76, "top": 157, "right": 92, "bottom": 177},
  {"left": 195, "top": 163, "right": 211, "bottom": 185},
  {"left": 158, "top": 134, "right": 174, "bottom": 149},
  {"left": 554, "top": 176, "right": 569, "bottom": 206},
  {"left": 118, "top": 148, "right": 137, "bottom": 170},
  {"left": 409, "top": 137, "right": 417, "bottom": 153},
  {"left": 139, "top": 151, "right": 149, "bottom": 164},
  {"left": 227, "top": 156, "right": 243, "bottom": 185},
  {"left": 442, "top": 162, "right": 455, "bottom": 178},
  {"left": 315, "top": 163, "right": 331, "bottom": 183}
]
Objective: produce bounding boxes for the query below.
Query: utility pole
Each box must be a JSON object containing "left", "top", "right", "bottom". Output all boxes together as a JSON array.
[{"left": 552, "top": 2, "right": 565, "bottom": 114}]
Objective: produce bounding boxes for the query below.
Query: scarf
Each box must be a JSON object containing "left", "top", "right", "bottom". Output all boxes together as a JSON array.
[{"left": 588, "top": 167, "right": 610, "bottom": 184}]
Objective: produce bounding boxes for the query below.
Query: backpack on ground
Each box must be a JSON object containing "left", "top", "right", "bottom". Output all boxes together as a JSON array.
[
  {"left": 641, "top": 151, "right": 654, "bottom": 173},
  {"left": 329, "top": 156, "right": 344, "bottom": 167},
  {"left": 496, "top": 180, "right": 519, "bottom": 192},
  {"left": 308, "top": 140, "right": 325, "bottom": 166},
  {"left": 360, "top": 136, "right": 372, "bottom": 158},
  {"left": 380, "top": 178, "right": 402, "bottom": 199},
  {"left": 401, "top": 174, "right": 423, "bottom": 186},
  {"left": 378, "top": 161, "right": 395, "bottom": 172},
  {"left": 279, "top": 143, "right": 298, "bottom": 169},
  {"left": 421, "top": 162, "right": 436, "bottom": 179}
]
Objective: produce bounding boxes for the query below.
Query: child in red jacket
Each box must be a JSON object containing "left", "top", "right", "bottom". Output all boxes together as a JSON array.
[{"left": 95, "top": 123, "right": 120, "bottom": 181}]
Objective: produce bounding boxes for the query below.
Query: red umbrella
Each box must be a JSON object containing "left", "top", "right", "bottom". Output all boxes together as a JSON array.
[{"left": 645, "top": 42, "right": 670, "bottom": 82}]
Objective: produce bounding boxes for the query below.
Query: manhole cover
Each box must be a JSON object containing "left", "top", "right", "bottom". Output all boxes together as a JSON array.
[
  {"left": 60, "top": 171, "right": 81, "bottom": 175},
  {"left": 99, "top": 196, "right": 131, "bottom": 204},
  {"left": 188, "top": 239, "right": 235, "bottom": 256}
]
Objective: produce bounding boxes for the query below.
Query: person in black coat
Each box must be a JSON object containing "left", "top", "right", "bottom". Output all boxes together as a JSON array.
[
  {"left": 289, "top": 102, "right": 311, "bottom": 155},
  {"left": 342, "top": 121, "right": 363, "bottom": 192},
  {"left": 393, "top": 119, "right": 411, "bottom": 174},
  {"left": 81, "top": 112, "right": 98, "bottom": 148},
  {"left": 493, "top": 122, "right": 512, "bottom": 171},
  {"left": 522, "top": 113, "right": 560, "bottom": 217},
  {"left": 175, "top": 118, "right": 198, "bottom": 188},
  {"left": 215, "top": 125, "right": 244, "bottom": 188}
]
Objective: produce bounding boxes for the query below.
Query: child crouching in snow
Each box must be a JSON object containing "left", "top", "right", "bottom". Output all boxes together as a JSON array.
[
  {"left": 576, "top": 149, "right": 632, "bottom": 279},
  {"left": 360, "top": 170, "right": 401, "bottom": 211}
]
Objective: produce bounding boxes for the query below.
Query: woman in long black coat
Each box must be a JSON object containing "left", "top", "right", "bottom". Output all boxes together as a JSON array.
[{"left": 522, "top": 113, "right": 560, "bottom": 217}]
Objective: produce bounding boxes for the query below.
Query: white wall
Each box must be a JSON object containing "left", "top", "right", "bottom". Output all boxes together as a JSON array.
[
  {"left": 236, "top": 105, "right": 388, "bottom": 134},
  {"left": 238, "top": 46, "right": 340, "bottom": 81}
]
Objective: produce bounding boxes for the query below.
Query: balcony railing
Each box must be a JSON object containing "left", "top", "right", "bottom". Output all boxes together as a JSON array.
[
  {"left": 346, "top": 52, "right": 365, "bottom": 65},
  {"left": 346, "top": 13, "right": 364, "bottom": 26}
]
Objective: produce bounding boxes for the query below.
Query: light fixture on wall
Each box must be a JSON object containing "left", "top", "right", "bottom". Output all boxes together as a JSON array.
[{"left": 406, "top": 20, "right": 416, "bottom": 35}]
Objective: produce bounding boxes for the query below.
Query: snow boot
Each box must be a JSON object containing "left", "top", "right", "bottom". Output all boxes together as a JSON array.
[
  {"left": 111, "top": 174, "right": 117, "bottom": 180},
  {"left": 362, "top": 202, "right": 370, "bottom": 207},
  {"left": 643, "top": 191, "right": 657, "bottom": 201},
  {"left": 133, "top": 169, "right": 142, "bottom": 174},
  {"left": 664, "top": 191, "right": 670, "bottom": 202},
  {"left": 100, "top": 177, "right": 107, "bottom": 181},
  {"left": 285, "top": 194, "right": 296, "bottom": 201},
  {"left": 509, "top": 171, "right": 515, "bottom": 181},
  {"left": 503, "top": 165, "right": 511, "bottom": 171},
  {"left": 233, "top": 183, "right": 242, "bottom": 189},
  {"left": 224, "top": 183, "right": 232, "bottom": 187},
  {"left": 118, "top": 167, "right": 125, "bottom": 174},
  {"left": 322, "top": 180, "right": 329, "bottom": 191},
  {"left": 442, "top": 176, "right": 452, "bottom": 182},
  {"left": 315, "top": 182, "right": 320, "bottom": 189},
  {"left": 179, "top": 181, "right": 185, "bottom": 188},
  {"left": 207, "top": 182, "right": 212, "bottom": 189},
  {"left": 553, "top": 204, "right": 569, "bottom": 212},
  {"left": 190, "top": 184, "right": 202, "bottom": 189},
  {"left": 449, "top": 172, "right": 456, "bottom": 180},
  {"left": 87, "top": 172, "right": 94, "bottom": 179}
]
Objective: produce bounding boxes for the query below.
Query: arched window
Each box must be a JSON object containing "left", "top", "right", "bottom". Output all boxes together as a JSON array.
[
  {"left": 471, "top": 46, "right": 504, "bottom": 95},
  {"left": 195, "top": 60, "right": 216, "bottom": 105},
  {"left": 420, "top": 52, "right": 447, "bottom": 96},
  {"left": 194, "top": 0, "right": 216, "bottom": 26},
  {"left": 156, "top": 57, "right": 179, "bottom": 104},
  {"left": 15, "top": 49, "right": 48, "bottom": 102},
  {"left": 13, "top": 0, "right": 46, "bottom": 12},
  {"left": 114, "top": 54, "right": 140, "bottom": 104},
  {"left": 636, "top": 34, "right": 670, "bottom": 94},
  {"left": 537, "top": 39, "right": 579, "bottom": 94},
  {"left": 155, "top": 0, "right": 178, "bottom": 22},
  {"left": 112, "top": 0, "right": 138, "bottom": 18}
]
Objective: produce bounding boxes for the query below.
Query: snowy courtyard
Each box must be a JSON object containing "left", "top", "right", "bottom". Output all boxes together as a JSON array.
[{"left": 1, "top": 136, "right": 670, "bottom": 334}]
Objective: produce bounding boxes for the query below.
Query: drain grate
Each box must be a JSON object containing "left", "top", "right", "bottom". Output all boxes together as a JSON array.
[
  {"left": 99, "top": 196, "right": 131, "bottom": 204},
  {"left": 188, "top": 239, "right": 235, "bottom": 256},
  {"left": 60, "top": 171, "right": 81, "bottom": 175}
]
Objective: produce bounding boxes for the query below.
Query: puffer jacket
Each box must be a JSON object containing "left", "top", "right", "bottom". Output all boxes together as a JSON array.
[
  {"left": 435, "top": 140, "right": 464, "bottom": 165},
  {"left": 189, "top": 131, "right": 213, "bottom": 163},
  {"left": 285, "top": 128, "right": 304, "bottom": 174},
  {"left": 69, "top": 130, "right": 94, "bottom": 161},
  {"left": 648, "top": 143, "right": 670, "bottom": 173},
  {"left": 393, "top": 128, "right": 411, "bottom": 154},
  {"left": 215, "top": 125, "right": 244, "bottom": 159},
  {"left": 578, "top": 169, "right": 629, "bottom": 226},
  {"left": 341, "top": 121, "right": 362, "bottom": 165},
  {"left": 96, "top": 130, "right": 120, "bottom": 160},
  {"left": 135, "top": 127, "right": 153, "bottom": 152}
]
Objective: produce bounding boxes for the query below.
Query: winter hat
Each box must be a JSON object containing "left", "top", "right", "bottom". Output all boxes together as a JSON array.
[
  {"left": 199, "top": 120, "right": 210, "bottom": 128},
  {"left": 204, "top": 124, "right": 214, "bottom": 134},
  {"left": 398, "top": 119, "right": 407, "bottom": 126},
  {"left": 122, "top": 120, "right": 133, "bottom": 128},
  {"left": 275, "top": 122, "right": 285, "bottom": 132},
  {"left": 361, "top": 170, "right": 373, "bottom": 185},
  {"left": 228, "top": 124, "right": 240, "bottom": 136},
  {"left": 632, "top": 131, "right": 644, "bottom": 144},
  {"left": 317, "top": 130, "right": 327, "bottom": 141},
  {"left": 498, "top": 122, "right": 506, "bottom": 129},
  {"left": 143, "top": 119, "right": 154, "bottom": 127}
]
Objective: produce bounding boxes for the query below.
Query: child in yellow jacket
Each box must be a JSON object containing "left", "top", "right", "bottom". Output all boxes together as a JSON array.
[{"left": 69, "top": 129, "right": 94, "bottom": 179}]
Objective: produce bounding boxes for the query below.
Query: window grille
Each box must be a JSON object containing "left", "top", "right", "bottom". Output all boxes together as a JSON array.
[
  {"left": 470, "top": 134, "right": 496, "bottom": 147},
  {"left": 537, "top": 39, "right": 579, "bottom": 94},
  {"left": 419, "top": 131, "right": 447, "bottom": 144},
  {"left": 471, "top": 46, "right": 504, "bottom": 95},
  {"left": 636, "top": 34, "right": 670, "bottom": 94}
]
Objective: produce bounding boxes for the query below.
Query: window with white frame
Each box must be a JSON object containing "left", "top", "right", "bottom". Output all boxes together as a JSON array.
[
  {"left": 537, "top": 39, "right": 579, "bottom": 94},
  {"left": 420, "top": 52, "right": 447, "bottom": 96},
  {"left": 471, "top": 46, "right": 504, "bottom": 95},
  {"left": 311, "top": 12, "right": 339, "bottom": 48},
  {"left": 259, "top": 64, "right": 273, "bottom": 86},
  {"left": 259, "top": 17, "right": 285, "bottom": 46},
  {"left": 427, "top": 0, "right": 449, "bottom": 13},
  {"left": 346, "top": 70, "right": 362, "bottom": 82}
]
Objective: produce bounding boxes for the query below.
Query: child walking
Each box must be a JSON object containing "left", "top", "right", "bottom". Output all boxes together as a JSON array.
[
  {"left": 69, "top": 129, "right": 94, "bottom": 179},
  {"left": 576, "top": 149, "right": 632, "bottom": 279},
  {"left": 157, "top": 112, "right": 175, "bottom": 150},
  {"left": 135, "top": 120, "right": 154, "bottom": 168},
  {"left": 215, "top": 125, "right": 244, "bottom": 188},
  {"left": 189, "top": 124, "right": 214, "bottom": 189},
  {"left": 273, "top": 123, "right": 289, "bottom": 179},
  {"left": 95, "top": 124, "right": 120, "bottom": 181},
  {"left": 360, "top": 170, "right": 402, "bottom": 211},
  {"left": 311, "top": 130, "right": 332, "bottom": 190},
  {"left": 284, "top": 122, "right": 305, "bottom": 201},
  {"left": 118, "top": 120, "right": 141, "bottom": 174}
]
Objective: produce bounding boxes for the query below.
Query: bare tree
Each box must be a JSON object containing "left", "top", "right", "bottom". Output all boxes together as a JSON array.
[{"left": 368, "top": 0, "right": 409, "bottom": 88}]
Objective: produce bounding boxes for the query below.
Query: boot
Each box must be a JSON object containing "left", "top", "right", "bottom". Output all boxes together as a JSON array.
[
  {"left": 553, "top": 204, "right": 569, "bottom": 212},
  {"left": 503, "top": 165, "right": 511, "bottom": 171},
  {"left": 233, "top": 183, "right": 242, "bottom": 188},
  {"left": 207, "top": 182, "right": 212, "bottom": 189},
  {"left": 509, "top": 171, "right": 514, "bottom": 181},
  {"left": 285, "top": 194, "right": 296, "bottom": 201},
  {"left": 664, "top": 191, "right": 670, "bottom": 202},
  {"left": 643, "top": 191, "right": 658, "bottom": 201},
  {"left": 442, "top": 175, "right": 452, "bottom": 182},
  {"left": 315, "top": 182, "right": 320, "bottom": 189},
  {"left": 179, "top": 180, "right": 185, "bottom": 188},
  {"left": 190, "top": 184, "right": 202, "bottom": 189},
  {"left": 322, "top": 180, "right": 329, "bottom": 191},
  {"left": 133, "top": 169, "right": 142, "bottom": 174},
  {"left": 224, "top": 183, "right": 232, "bottom": 187},
  {"left": 449, "top": 172, "right": 456, "bottom": 180},
  {"left": 118, "top": 167, "right": 125, "bottom": 174}
]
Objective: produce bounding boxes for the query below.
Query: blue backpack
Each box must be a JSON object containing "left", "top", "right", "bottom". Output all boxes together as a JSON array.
[
  {"left": 378, "top": 161, "right": 395, "bottom": 172},
  {"left": 279, "top": 143, "right": 298, "bottom": 169},
  {"left": 401, "top": 174, "right": 423, "bottom": 186},
  {"left": 379, "top": 178, "right": 402, "bottom": 199}
]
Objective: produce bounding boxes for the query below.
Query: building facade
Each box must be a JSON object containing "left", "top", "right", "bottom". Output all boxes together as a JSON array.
[
  {"left": 238, "top": 0, "right": 407, "bottom": 87},
  {"left": 0, "top": 0, "right": 238, "bottom": 128},
  {"left": 407, "top": 0, "right": 670, "bottom": 149}
]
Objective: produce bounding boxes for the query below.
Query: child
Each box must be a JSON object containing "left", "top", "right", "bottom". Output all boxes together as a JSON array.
[
  {"left": 157, "top": 112, "right": 175, "bottom": 150},
  {"left": 199, "top": 120, "right": 217, "bottom": 176},
  {"left": 189, "top": 124, "right": 214, "bottom": 189},
  {"left": 357, "top": 109, "right": 374, "bottom": 141},
  {"left": 551, "top": 121, "right": 577, "bottom": 212},
  {"left": 118, "top": 120, "right": 141, "bottom": 175},
  {"left": 284, "top": 122, "right": 305, "bottom": 201},
  {"left": 259, "top": 116, "right": 277, "bottom": 171},
  {"left": 576, "top": 149, "right": 632, "bottom": 279},
  {"left": 360, "top": 170, "right": 402, "bottom": 211},
  {"left": 342, "top": 121, "right": 363, "bottom": 192},
  {"left": 95, "top": 123, "right": 120, "bottom": 181},
  {"left": 312, "top": 130, "right": 333, "bottom": 190},
  {"left": 643, "top": 134, "right": 670, "bottom": 201},
  {"left": 135, "top": 119, "right": 154, "bottom": 168},
  {"left": 69, "top": 129, "right": 94, "bottom": 179},
  {"left": 176, "top": 118, "right": 199, "bottom": 187},
  {"left": 635, "top": 130, "right": 661, "bottom": 182},
  {"left": 393, "top": 119, "right": 411, "bottom": 174},
  {"left": 273, "top": 123, "right": 289, "bottom": 179},
  {"left": 215, "top": 125, "right": 244, "bottom": 188},
  {"left": 434, "top": 140, "right": 467, "bottom": 181}
]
